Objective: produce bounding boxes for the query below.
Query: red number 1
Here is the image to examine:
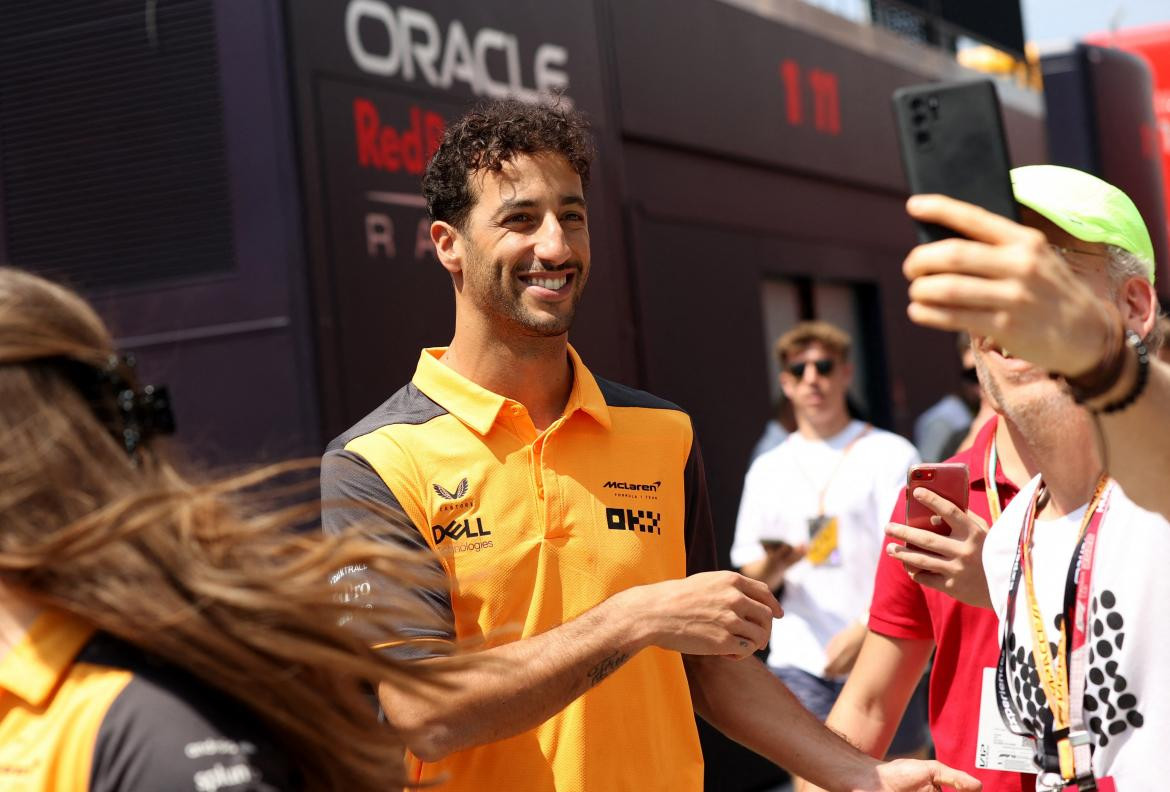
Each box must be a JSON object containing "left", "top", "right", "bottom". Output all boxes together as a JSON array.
[
  {"left": 809, "top": 68, "right": 840, "bottom": 135},
  {"left": 780, "top": 59, "right": 803, "bottom": 127}
]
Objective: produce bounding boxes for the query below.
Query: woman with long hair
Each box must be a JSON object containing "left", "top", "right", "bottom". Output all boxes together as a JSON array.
[{"left": 0, "top": 266, "right": 451, "bottom": 790}]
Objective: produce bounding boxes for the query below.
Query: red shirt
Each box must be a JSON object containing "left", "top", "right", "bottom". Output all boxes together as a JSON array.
[{"left": 868, "top": 416, "right": 1034, "bottom": 792}]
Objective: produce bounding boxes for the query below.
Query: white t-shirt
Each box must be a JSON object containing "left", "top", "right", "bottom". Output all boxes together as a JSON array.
[
  {"left": 731, "top": 420, "right": 918, "bottom": 677},
  {"left": 984, "top": 475, "right": 1170, "bottom": 790}
]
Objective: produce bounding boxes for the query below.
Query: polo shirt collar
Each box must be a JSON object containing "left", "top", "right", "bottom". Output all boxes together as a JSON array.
[
  {"left": 412, "top": 344, "right": 611, "bottom": 435},
  {"left": 564, "top": 344, "right": 612, "bottom": 430},
  {"left": 968, "top": 414, "right": 1015, "bottom": 494},
  {"left": 0, "top": 609, "right": 94, "bottom": 707}
]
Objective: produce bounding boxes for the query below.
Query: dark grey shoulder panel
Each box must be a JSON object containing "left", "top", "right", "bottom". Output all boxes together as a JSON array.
[
  {"left": 683, "top": 438, "right": 718, "bottom": 577},
  {"left": 320, "top": 449, "right": 455, "bottom": 659},
  {"left": 84, "top": 635, "right": 295, "bottom": 792},
  {"left": 320, "top": 448, "right": 424, "bottom": 548},
  {"left": 594, "top": 376, "right": 684, "bottom": 413},
  {"left": 326, "top": 382, "right": 447, "bottom": 452}
]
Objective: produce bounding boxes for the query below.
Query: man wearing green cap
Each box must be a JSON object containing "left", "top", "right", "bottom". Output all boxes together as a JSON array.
[{"left": 882, "top": 165, "right": 1169, "bottom": 791}]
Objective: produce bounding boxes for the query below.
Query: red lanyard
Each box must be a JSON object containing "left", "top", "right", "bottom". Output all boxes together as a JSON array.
[{"left": 997, "top": 474, "right": 1113, "bottom": 785}]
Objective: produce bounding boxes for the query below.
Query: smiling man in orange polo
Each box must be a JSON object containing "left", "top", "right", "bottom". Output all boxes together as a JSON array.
[{"left": 321, "top": 99, "right": 979, "bottom": 792}]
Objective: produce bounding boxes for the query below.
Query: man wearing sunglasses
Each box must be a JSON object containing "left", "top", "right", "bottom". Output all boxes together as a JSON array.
[{"left": 732, "top": 321, "right": 922, "bottom": 752}]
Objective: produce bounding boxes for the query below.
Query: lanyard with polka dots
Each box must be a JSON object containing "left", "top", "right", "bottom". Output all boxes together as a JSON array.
[{"left": 996, "top": 474, "right": 1113, "bottom": 786}]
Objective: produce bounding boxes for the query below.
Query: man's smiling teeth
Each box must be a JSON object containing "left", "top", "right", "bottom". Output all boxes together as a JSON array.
[{"left": 529, "top": 276, "right": 567, "bottom": 290}]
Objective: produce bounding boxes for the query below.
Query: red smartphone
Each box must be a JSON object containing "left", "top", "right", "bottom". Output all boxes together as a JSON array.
[{"left": 905, "top": 463, "right": 969, "bottom": 535}]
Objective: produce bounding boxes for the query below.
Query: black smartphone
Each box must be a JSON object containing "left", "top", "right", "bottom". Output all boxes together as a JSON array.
[{"left": 892, "top": 79, "right": 1019, "bottom": 244}]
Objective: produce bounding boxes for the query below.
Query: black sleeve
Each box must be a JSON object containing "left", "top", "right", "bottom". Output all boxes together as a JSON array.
[
  {"left": 683, "top": 435, "right": 719, "bottom": 576},
  {"left": 320, "top": 447, "right": 455, "bottom": 659},
  {"left": 89, "top": 667, "right": 295, "bottom": 791}
]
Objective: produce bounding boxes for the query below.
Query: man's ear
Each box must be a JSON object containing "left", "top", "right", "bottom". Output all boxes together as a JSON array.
[
  {"left": 779, "top": 371, "right": 795, "bottom": 401},
  {"left": 1119, "top": 276, "right": 1158, "bottom": 340},
  {"left": 431, "top": 221, "right": 463, "bottom": 277}
]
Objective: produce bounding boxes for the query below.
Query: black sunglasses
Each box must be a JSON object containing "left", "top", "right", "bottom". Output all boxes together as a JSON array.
[{"left": 786, "top": 359, "right": 836, "bottom": 378}]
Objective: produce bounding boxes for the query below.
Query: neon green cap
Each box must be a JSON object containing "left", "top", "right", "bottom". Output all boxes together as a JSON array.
[{"left": 1010, "top": 165, "right": 1156, "bottom": 284}]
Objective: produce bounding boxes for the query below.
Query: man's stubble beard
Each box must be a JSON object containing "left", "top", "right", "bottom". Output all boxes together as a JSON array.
[
  {"left": 464, "top": 248, "right": 585, "bottom": 338},
  {"left": 974, "top": 349, "right": 1091, "bottom": 458}
]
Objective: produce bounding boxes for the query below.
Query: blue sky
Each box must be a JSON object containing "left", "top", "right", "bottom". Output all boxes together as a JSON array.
[{"left": 1023, "top": 0, "right": 1170, "bottom": 43}]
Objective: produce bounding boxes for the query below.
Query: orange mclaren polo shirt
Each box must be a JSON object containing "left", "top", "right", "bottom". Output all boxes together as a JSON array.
[
  {"left": 322, "top": 345, "right": 717, "bottom": 792},
  {"left": 0, "top": 609, "right": 291, "bottom": 791}
]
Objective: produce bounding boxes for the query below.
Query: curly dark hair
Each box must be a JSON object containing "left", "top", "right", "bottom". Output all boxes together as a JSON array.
[{"left": 422, "top": 98, "right": 594, "bottom": 229}]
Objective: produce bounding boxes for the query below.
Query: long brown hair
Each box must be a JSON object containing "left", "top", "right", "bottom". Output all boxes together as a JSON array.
[{"left": 0, "top": 267, "right": 450, "bottom": 789}]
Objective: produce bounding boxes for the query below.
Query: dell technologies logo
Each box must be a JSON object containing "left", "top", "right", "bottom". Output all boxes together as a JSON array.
[{"left": 431, "top": 517, "right": 491, "bottom": 544}]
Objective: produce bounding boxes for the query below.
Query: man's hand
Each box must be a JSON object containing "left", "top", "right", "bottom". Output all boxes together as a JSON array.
[
  {"left": 622, "top": 570, "right": 783, "bottom": 658},
  {"left": 745, "top": 540, "right": 808, "bottom": 590},
  {"left": 902, "top": 194, "right": 1113, "bottom": 378},
  {"left": 869, "top": 758, "right": 982, "bottom": 791},
  {"left": 823, "top": 619, "right": 867, "bottom": 678},
  {"left": 883, "top": 488, "right": 992, "bottom": 609},
  {"left": 763, "top": 540, "right": 807, "bottom": 574}
]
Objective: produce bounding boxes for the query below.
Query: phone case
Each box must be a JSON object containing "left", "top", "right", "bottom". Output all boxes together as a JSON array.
[
  {"left": 892, "top": 79, "right": 1019, "bottom": 244},
  {"left": 905, "top": 463, "right": 970, "bottom": 535}
]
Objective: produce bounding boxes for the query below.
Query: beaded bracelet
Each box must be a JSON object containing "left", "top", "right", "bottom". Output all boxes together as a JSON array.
[
  {"left": 1063, "top": 318, "right": 1124, "bottom": 405},
  {"left": 1098, "top": 331, "right": 1150, "bottom": 415}
]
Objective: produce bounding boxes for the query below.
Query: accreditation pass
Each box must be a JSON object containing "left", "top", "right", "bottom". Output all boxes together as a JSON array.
[{"left": 975, "top": 667, "right": 1037, "bottom": 773}]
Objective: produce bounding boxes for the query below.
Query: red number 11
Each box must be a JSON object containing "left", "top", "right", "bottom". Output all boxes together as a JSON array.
[{"left": 780, "top": 59, "right": 841, "bottom": 136}]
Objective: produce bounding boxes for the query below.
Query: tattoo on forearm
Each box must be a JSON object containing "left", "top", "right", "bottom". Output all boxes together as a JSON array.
[{"left": 587, "top": 651, "right": 630, "bottom": 688}]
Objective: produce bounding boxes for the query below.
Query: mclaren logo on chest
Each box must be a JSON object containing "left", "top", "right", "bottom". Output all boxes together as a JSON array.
[
  {"left": 603, "top": 479, "right": 661, "bottom": 491},
  {"left": 433, "top": 478, "right": 468, "bottom": 500}
]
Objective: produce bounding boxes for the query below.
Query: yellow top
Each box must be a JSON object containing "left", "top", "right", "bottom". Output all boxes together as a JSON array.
[{"left": 335, "top": 346, "right": 711, "bottom": 791}]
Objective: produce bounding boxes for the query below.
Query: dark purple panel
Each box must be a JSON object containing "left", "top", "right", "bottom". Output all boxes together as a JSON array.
[
  {"left": 285, "top": 0, "right": 635, "bottom": 437},
  {"left": 1088, "top": 46, "right": 1170, "bottom": 296},
  {"left": 313, "top": 78, "right": 461, "bottom": 420},
  {"left": 609, "top": 0, "right": 1043, "bottom": 192},
  {"left": 0, "top": 1, "right": 321, "bottom": 465}
]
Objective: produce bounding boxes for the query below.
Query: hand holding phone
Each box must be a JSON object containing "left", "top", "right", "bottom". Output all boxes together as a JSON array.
[
  {"left": 887, "top": 462, "right": 992, "bottom": 608},
  {"left": 892, "top": 79, "right": 1018, "bottom": 244},
  {"left": 905, "top": 463, "right": 970, "bottom": 535},
  {"left": 758, "top": 538, "right": 806, "bottom": 581}
]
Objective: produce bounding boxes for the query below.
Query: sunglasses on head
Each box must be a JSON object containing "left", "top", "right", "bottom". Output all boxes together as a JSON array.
[
  {"left": 1048, "top": 243, "right": 1108, "bottom": 261},
  {"left": 786, "top": 359, "right": 836, "bottom": 378}
]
